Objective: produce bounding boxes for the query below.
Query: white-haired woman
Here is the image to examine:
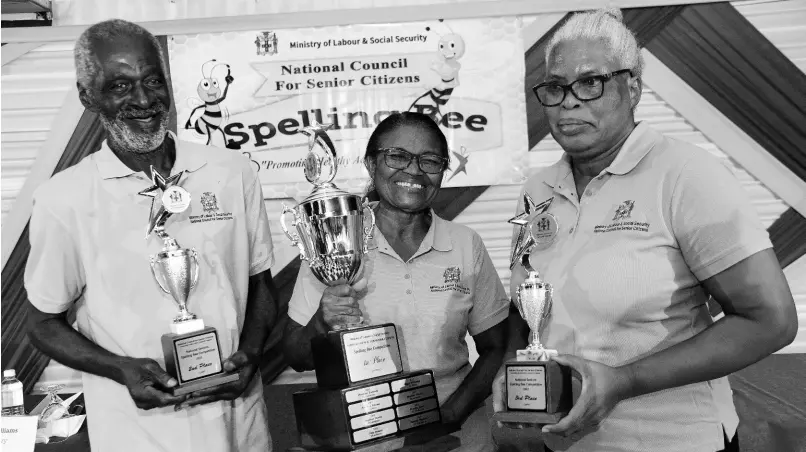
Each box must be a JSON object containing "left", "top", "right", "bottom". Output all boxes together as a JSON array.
[{"left": 492, "top": 9, "right": 797, "bottom": 452}]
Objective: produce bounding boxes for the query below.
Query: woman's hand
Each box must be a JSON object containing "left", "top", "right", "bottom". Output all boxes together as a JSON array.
[
  {"left": 541, "top": 355, "right": 634, "bottom": 437},
  {"left": 319, "top": 264, "right": 368, "bottom": 330}
]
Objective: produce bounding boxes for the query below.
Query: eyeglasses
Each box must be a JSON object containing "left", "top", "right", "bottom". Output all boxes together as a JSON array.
[
  {"left": 377, "top": 147, "right": 449, "bottom": 174},
  {"left": 532, "top": 69, "right": 633, "bottom": 107}
]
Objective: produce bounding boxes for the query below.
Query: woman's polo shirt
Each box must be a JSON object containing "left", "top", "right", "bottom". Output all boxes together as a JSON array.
[
  {"left": 288, "top": 208, "right": 510, "bottom": 403},
  {"left": 509, "top": 122, "right": 772, "bottom": 452}
]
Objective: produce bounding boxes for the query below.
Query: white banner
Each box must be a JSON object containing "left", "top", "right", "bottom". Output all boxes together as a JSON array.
[{"left": 168, "top": 18, "right": 528, "bottom": 200}]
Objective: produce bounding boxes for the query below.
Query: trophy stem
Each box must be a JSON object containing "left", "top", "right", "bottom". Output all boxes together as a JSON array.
[{"left": 174, "top": 305, "right": 198, "bottom": 323}]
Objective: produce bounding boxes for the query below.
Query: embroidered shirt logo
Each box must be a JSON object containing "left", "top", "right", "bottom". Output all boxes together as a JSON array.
[
  {"left": 200, "top": 192, "right": 219, "bottom": 213},
  {"left": 190, "top": 192, "right": 233, "bottom": 224},
  {"left": 443, "top": 266, "right": 461, "bottom": 284},
  {"left": 612, "top": 200, "right": 635, "bottom": 222},
  {"left": 595, "top": 200, "right": 648, "bottom": 234},
  {"left": 430, "top": 266, "right": 470, "bottom": 295}
]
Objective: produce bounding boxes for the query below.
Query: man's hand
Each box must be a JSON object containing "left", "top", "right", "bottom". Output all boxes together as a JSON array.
[
  {"left": 540, "top": 355, "right": 633, "bottom": 437},
  {"left": 174, "top": 350, "right": 258, "bottom": 411},
  {"left": 118, "top": 358, "right": 189, "bottom": 410}
]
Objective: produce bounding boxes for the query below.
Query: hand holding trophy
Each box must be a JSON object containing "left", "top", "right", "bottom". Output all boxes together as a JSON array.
[
  {"left": 282, "top": 123, "right": 446, "bottom": 450},
  {"left": 139, "top": 167, "right": 238, "bottom": 396}
]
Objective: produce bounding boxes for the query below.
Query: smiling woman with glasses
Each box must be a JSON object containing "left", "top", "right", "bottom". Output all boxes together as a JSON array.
[
  {"left": 493, "top": 8, "right": 796, "bottom": 452},
  {"left": 283, "top": 112, "right": 510, "bottom": 452}
]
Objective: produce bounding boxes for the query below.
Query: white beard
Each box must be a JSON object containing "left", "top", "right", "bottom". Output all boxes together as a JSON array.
[{"left": 100, "top": 112, "right": 170, "bottom": 154}]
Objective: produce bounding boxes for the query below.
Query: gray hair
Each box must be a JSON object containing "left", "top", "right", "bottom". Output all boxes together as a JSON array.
[
  {"left": 545, "top": 8, "right": 644, "bottom": 78},
  {"left": 74, "top": 19, "right": 166, "bottom": 92}
]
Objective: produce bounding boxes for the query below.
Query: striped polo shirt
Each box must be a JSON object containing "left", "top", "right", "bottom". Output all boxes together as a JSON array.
[
  {"left": 509, "top": 122, "right": 772, "bottom": 452},
  {"left": 288, "top": 206, "right": 510, "bottom": 403}
]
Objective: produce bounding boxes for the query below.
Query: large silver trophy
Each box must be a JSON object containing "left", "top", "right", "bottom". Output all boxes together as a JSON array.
[
  {"left": 280, "top": 122, "right": 376, "bottom": 289},
  {"left": 513, "top": 254, "right": 557, "bottom": 362},
  {"left": 139, "top": 167, "right": 237, "bottom": 396},
  {"left": 285, "top": 124, "right": 446, "bottom": 451}
]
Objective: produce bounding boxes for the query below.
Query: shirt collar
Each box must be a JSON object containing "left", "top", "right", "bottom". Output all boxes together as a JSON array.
[
  {"left": 94, "top": 131, "right": 207, "bottom": 180},
  {"left": 368, "top": 201, "right": 453, "bottom": 255},
  {"left": 543, "top": 121, "right": 657, "bottom": 188}
]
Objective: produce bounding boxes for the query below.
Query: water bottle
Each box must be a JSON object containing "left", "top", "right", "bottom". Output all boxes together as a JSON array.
[{"left": 1, "top": 369, "right": 26, "bottom": 416}]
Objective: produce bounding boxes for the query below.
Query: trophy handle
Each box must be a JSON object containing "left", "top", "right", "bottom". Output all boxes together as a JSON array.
[
  {"left": 149, "top": 256, "right": 171, "bottom": 295},
  {"left": 361, "top": 200, "right": 376, "bottom": 253},
  {"left": 189, "top": 249, "right": 200, "bottom": 291},
  {"left": 280, "top": 204, "right": 308, "bottom": 260}
]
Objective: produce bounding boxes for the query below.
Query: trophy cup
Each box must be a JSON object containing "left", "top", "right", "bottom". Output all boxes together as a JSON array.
[
  {"left": 140, "top": 168, "right": 238, "bottom": 396},
  {"left": 492, "top": 253, "right": 573, "bottom": 424},
  {"left": 282, "top": 123, "right": 446, "bottom": 450}
]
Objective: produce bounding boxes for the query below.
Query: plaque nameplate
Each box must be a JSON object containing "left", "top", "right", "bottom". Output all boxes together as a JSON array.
[
  {"left": 506, "top": 366, "right": 546, "bottom": 410},
  {"left": 352, "top": 421, "right": 399, "bottom": 444},
  {"left": 350, "top": 408, "right": 396, "bottom": 430},
  {"left": 347, "top": 395, "right": 393, "bottom": 417},
  {"left": 343, "top": 325, "right": 404, "bottom": 383},
  {"left": 393, "top": 386, "right": 435, "bottom": 405},
  {"left": 390, "top": 373, "right": 433, "bottom": 393},
  {"left": 399, "top": 410, "right": 441, "bottom": 431},
  {"left": 396, "top": 398, "right": 439, "bottom": 418},
  {"left": 344, "top": 382, "right": 390, "bottom": 404}
]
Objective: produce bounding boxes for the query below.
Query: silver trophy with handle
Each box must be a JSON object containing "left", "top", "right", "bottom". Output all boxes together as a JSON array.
[{"left": 280, "top": 122, "right": 376, "bottom": 328}]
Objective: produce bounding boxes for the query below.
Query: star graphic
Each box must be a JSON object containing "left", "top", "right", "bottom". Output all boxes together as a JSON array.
[
  {"left": 298, "top": 121, "right": 334, "bottom": 151},
  {"left": 508, "top": 194, "right": 554, "bottom": 269},
  {"left": 447, "top": 146, "right": 469, "bottom": 182},
  {"left": 138, "top": 166, "right": 185, "bottom": 239}
]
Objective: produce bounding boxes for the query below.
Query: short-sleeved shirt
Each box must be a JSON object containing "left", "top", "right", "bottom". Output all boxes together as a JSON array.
[
  {"left": 509, "top": 122, "right": 772, "bottom": 452},
  {"left": 24, "top": 132, "right": 275, "bottom": 452},
  {"left": 288, "top": 205, "right": 510, "bottom": 403}
]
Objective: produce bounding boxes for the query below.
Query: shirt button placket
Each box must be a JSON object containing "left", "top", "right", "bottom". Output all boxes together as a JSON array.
[{"left": 404, "top": 267, "right": 412, "bottom": 295}]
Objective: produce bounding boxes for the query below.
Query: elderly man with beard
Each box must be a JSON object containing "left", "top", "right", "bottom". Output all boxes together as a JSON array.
[{"left": 24, "top": 19, "right": 277, "bottom": 452}]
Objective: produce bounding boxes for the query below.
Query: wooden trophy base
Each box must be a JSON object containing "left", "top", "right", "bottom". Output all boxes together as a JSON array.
[
  {"left": 491, "top": 354, "right": 572, "bottom": 426},
  {"left": 161, "top": 325, "right": 238, "bottom": 396},
  {"left": 293, "top": 370, "right": 444, "bottom": 450}
]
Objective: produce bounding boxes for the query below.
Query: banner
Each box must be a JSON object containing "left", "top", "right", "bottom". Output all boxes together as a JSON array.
[{"left": 168, "top": 18, "right": 528, "bottom": 200}]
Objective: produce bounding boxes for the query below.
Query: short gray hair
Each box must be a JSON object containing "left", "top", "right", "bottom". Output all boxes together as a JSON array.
[
  {"left": 545, "top": 8, "right": 644, "bottom": 78},
  {"left": 74, "top": 19, "right": 166, "bottom": 92}
]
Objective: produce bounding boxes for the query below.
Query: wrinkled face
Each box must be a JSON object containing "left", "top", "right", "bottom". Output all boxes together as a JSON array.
[
  {"left": 544, "top": 38, "right": 640, "bottom": 159},
  {"left": 196, "top": 77, "right": 221, "bottom": 102},
  {"left": 368, "top": 123, "right": 447, "bottom": 214},
  {"left": 438, "top": 34, "right": 466, "bottom": 60},
  {"left": 80, "top": 36, "right": 171, "bottom": 154}
]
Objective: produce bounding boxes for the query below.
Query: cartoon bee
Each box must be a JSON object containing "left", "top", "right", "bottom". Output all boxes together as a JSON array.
[
  {"left": 408, "top": 20, "right": 466, "bottom": 123},
  {"left": 184, "top": 59, "right": 235, "bottom": 147}
]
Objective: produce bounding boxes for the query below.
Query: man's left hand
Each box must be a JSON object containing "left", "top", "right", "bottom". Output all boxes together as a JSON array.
[
  {"left": 541, "top": 355, "right": 633, "bottom": 437},
  {"left": 174, "top": 350, "right": 258, "bottom": 411}
]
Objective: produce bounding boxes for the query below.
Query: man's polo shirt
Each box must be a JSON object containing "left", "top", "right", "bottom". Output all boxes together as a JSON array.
[
  {"left": 25, "top": 132, "right": 274, "bottom": 452},
  {"left": 509, "top": 122, "right": 772, "bottom": 452},
  {"left": 288, "top": 206, "right": 510, "bottom": 403}
]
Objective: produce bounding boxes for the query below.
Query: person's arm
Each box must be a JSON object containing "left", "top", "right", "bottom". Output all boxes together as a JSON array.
[
  {"left": 624, "top": 248, "right": 796, "bottom": 396},
  {"left": 543, "top": 153, "right": 798, "bottom": 437},
  {"left": 283, "top": 276, "right": 367, "bottom": 372},
  {"left": 28, "top": 305, "right": 188, "bottom": 409},
  {"left": 441, "top": 319, "right": 508, "bottom": 425},
  {"left": 24, "top": 185, "right": 187, "bottom": 409}
]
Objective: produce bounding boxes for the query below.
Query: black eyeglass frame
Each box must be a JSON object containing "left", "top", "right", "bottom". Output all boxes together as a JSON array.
[
  {"left": 375, "top": 147, "right": 450, "bottom": 174},
  {"left": 532, "top": 69, "right": 634, "bottom": 107}
]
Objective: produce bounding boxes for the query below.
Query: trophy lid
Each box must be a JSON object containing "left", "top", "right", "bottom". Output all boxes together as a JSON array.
[{"left": 302, "top": 182, "right": 352, "bottom": 203}]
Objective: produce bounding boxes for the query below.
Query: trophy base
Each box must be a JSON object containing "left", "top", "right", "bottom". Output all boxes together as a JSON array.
[
  {"left": 312, "top": 323, "right": 404, "bottom": 389},
  {"left": 288, "top": 422, "right": 460, "bottom": 452},
  {"left": 162, "top": 326, "right": 232, "bottom": 390},
  {"left": 293, "top": 370, "right": 442, "bottom": 450},
  {"left": 492, "top": 410, "right": 565, "bottom": 425},
  {"left": 497, "top": 358, "right": 573, "bottom": 424},
  {"left": 171, "top": 371, "right": 240, "bottom": 396}
]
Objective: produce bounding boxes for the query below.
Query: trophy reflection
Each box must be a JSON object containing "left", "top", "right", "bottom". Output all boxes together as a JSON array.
[
  {"left": 492, "top": 253, "right": 573, "bottom": 424},
  {"left": 141, "top": 169, "right": 238, "bottom": 396},
  {"left": 283, "top": 123, "right": 445, "bottom": 450}
]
